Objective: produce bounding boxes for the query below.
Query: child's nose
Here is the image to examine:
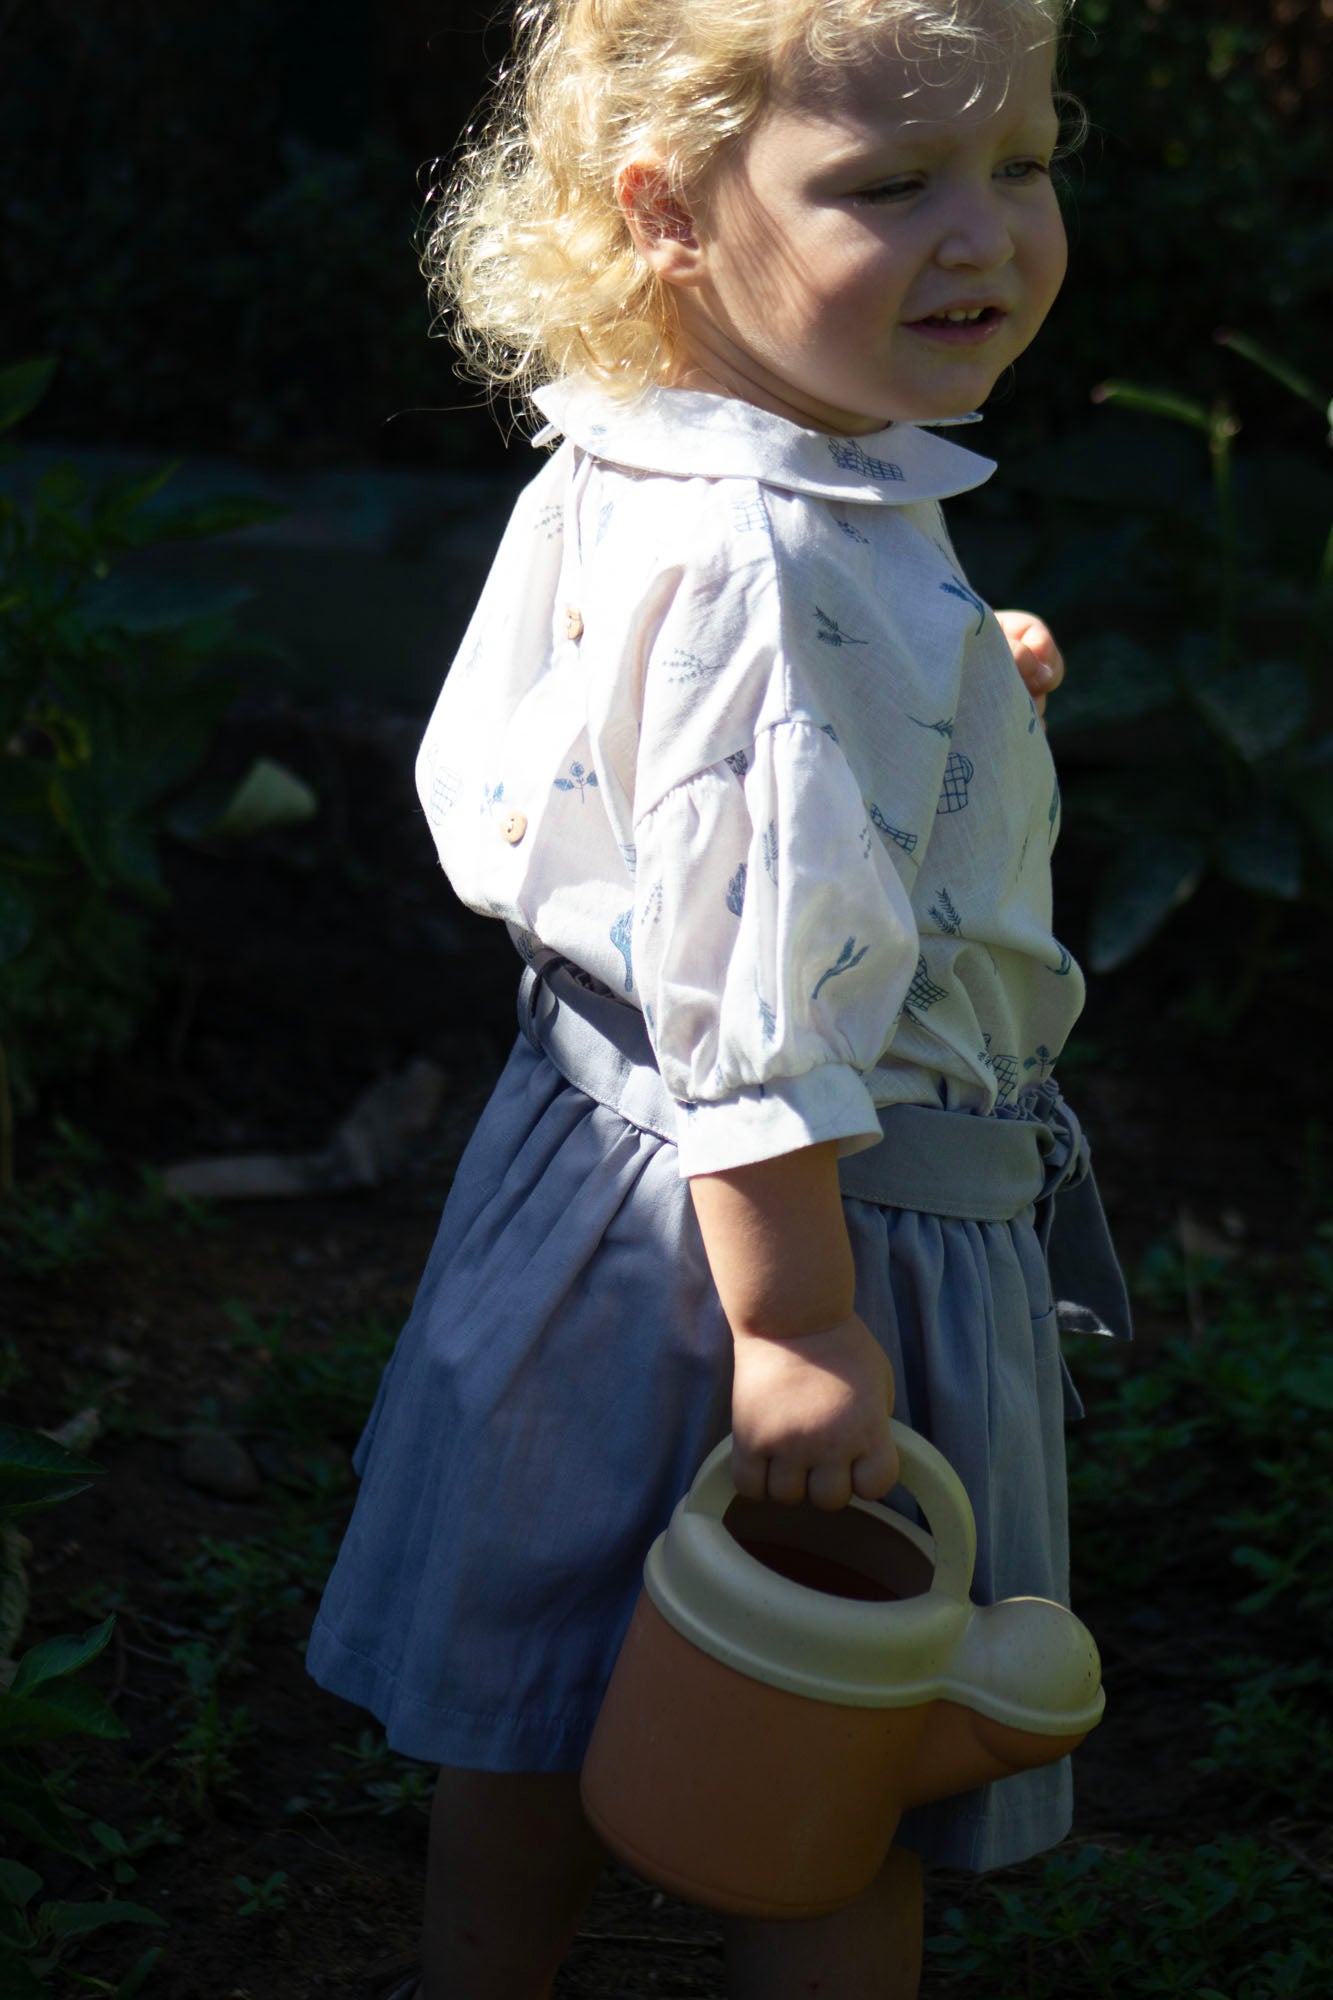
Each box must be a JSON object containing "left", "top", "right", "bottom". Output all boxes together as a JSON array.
[{"left": 934, "top": 190, "right": 1015, "bottom": 272}]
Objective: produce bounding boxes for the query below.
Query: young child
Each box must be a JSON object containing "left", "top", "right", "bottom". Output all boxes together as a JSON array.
[{"left": 307, "top": 2, "right": 1131, "bottom": 1994}]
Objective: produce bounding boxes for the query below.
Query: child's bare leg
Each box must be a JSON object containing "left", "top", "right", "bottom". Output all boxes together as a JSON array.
[
  {"left": 420, "top": 1768, "right": 606, "bottom": 2000},
  {"left": 720, "top": 1845, "right": 923, "bottom": 2000}
]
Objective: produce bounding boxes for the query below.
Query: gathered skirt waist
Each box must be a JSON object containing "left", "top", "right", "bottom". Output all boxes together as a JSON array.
[{"left": 518, "top": 952, "right": 1130, "bottom": 1341}]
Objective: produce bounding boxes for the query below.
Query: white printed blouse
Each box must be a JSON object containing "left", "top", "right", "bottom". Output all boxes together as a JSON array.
[{"left": 416, "top": 378, "right": 1085, "bottom": 1177}]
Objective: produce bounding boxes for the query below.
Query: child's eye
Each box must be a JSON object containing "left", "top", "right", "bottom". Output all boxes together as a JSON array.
[
  {"left": 852, "top": 159, "right": 1051, "bottom": 204},
  {"left": 851, "top": 177, "right": 923, "bottom": 206}
]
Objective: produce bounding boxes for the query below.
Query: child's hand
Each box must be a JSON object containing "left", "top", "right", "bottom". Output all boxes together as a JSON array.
[
  {"left": 996, "top": 609, "right": 1064, "bottom": 718},
  {"left": 730, "top": 1314, "right": 899, "bottom": 1511}
]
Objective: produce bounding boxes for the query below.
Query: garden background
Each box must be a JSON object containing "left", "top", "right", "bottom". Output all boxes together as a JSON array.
[{"left": 2, "top": 3, "right": 1331, "bottom": 1996}]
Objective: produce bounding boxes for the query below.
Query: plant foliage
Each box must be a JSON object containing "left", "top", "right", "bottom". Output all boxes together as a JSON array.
[
  {"left": 0, "top": 359, "right": 312, "bottom": 1134},
  {"left": 1028, "top": 335, "right": 1333, "bottom": 972},
  {"left": 929, "top": 1226, "right": 1333, "bottom": 1993},
  {"left": 1, "top": 4, "right": 1326, "bottom": 469},
  {"left": 0, "top": 1428, "right": 167, "bottom": 1996}
]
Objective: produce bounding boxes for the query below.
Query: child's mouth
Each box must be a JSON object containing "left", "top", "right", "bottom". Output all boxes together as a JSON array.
[{"left": 906, "top": 306, "right": 1005, "bottom": 344}]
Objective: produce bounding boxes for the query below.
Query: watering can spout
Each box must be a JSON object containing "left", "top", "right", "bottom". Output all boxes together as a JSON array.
[
  {"left": 901, "top": 1598, "right": 1105, "bottom": 1807},
  {"left": 945, "top": 1595, "right": 1107, "bottom": 1735}
]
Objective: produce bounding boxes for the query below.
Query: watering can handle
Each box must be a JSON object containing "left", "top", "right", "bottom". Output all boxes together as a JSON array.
[
  {"left": 692, "top": 1419, "right": 978, "bottom": 1605},
  {"left": 883, "top": 1420, "right": 976, "bottom": 1602}
]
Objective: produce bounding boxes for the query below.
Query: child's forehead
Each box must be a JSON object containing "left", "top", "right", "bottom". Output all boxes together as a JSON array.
[
  {"left": 766, "top": 30, "right": 1058, "bottom": 142},
  {"left": 770, "top": 0, "right": 1059, "bottom": 73},
  {"left": 768, "top": 4, "right": 1058, "bottom": 115}
]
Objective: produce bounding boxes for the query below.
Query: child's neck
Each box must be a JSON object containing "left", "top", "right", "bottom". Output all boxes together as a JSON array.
[{"left": 662, "top": 349, "right": 893, "bottom": 439}]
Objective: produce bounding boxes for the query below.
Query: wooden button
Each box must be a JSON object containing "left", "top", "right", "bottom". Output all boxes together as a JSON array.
[
  {"left": 499, "top": 810, "right": 527, "bottom": 844},
  {"left": 564, "top": 606, "right": 584, "bottom": 641}
]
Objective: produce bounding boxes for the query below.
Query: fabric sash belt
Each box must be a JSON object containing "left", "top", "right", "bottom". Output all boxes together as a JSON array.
[{"left": 518, "top": 951, "right": 1131, "bottom": 1341}]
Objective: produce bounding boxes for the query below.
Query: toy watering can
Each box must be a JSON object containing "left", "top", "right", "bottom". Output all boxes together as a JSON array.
[{"left": 581, "top": 1421, "right": 1104, "bottom": 1919}]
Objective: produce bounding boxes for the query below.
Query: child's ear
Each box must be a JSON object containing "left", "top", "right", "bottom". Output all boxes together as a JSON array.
[{"left": 617, "top": 162, "right": 704, "bottom": 285}]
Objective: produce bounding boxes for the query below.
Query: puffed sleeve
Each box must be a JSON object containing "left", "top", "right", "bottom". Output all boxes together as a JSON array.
[{"left": 633, "top": 717, "right": 920, "bottom": 1177}]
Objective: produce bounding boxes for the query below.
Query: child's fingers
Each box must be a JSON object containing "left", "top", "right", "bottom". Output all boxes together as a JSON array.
[
  {"left": 729, "top": 1317, "right": 897, "bottom": 1508},
  {"left": 806, "top": 1458, "right": 854, "bottom": 1512},
  {"left": 851, "top": 1433, "right": 900, "bottom": 1503},
  {"left": 730, "top": 1437, "right": 770, "bottom": 1502},
  {"left": 732, "top": 1436, "right": 821, "bottom": 1506},
  {"left": 1014, "top": 643, "right": 1049, "bottom": 719},
  {"left": 1037, "top": 637, "right": 1065, "bottom": 692},
  {"left": 996, "top": 609, "right": 1065, "bottom": 710},
  {"left": 764, "top": 1452, "right": 814, "bottom": 1507}
]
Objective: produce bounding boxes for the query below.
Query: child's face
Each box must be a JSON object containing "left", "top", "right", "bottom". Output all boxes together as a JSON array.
[{"left": 666, "top": 34, "right": 1067, "bottom": 433}]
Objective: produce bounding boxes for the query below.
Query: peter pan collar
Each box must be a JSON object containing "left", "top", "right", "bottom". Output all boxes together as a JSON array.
[{"left": 531, "top": 377, "right": 995, "bottom": 505}]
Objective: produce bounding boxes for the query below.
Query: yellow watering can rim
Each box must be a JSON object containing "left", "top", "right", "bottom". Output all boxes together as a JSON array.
[{"left": 643, "top": 1422, "right": 1104, "bottom": 1724}]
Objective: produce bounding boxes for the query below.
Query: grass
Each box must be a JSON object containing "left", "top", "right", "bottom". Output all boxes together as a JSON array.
[
  {"left": 926, "top": 1224, "right": 1333, "bottom": 1995},
  {"left": 285, "top": 1727, "right": 435, "bottom": 1823},
  {"left": 14, "top": 1290, "right": 423, "bottom": 1993},
  {"left": 11, "top": 1205, "right": 1332, "bottom": 1993},
  {"left": 929, "top": 1837, "right": 1326, "bottom": 1998},
  {"left": 219, "top": 1301, "right": 398, "bottom": 1446},
  {"left": 157, "top": 1232, "right": 1333, "bottom": 1991},
  {"left": 0, "top": 1121, "right": 223, "bottom": 1280}
]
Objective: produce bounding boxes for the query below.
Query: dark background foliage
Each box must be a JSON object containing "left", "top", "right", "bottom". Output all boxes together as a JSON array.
[
  {"left": 3, "top": 11, "right": 1332, "bottom": 1995},
  {"left": 2, "top": 0, "right": 1329, "bottom": 472},
  {"left": 2, "top": 2, "right": 1331, "bottom": 1092}
]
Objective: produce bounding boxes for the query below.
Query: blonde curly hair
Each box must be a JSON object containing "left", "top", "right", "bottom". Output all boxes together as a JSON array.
[{"left": 425, "top": 0, "right": 1072, "bottom": 413}]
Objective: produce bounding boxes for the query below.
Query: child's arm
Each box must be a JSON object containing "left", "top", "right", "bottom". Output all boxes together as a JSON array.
[
  {"left": 689, "top": 1142, "right": 899, "bottom": 1512},
  {"left": 997, "top": 609, "right": 1064, "bottom": 717}
]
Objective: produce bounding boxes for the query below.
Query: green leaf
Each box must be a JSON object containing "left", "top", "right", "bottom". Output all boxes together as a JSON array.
[
  {"left": 1214, "top": 810, "right": 1302, "bottom": 901},
  {"left": 71, "top": 664, "right": 235, "bottom": 817},
  {"left": 0, "top": 1940, "right": 46, "bottom": 1999},
  {"left": 40, "top": 1898, "right": 168, "bottom": 1941},
  {"left": 0, "top": 878, "right": 35, "bottom": 964},
  {"left": 0, "top": 1426, "right": 104, "bottom": 1524},
  {"left": 1284, "top": 1365, "right": 1333, "bottom": 1414},
  {"left": 1092, "top": 381, "right": 1214, "bottom": 432},
  {"left": 0, "top": 360, "right": 57, "bottom": 436},
  {"left": 10, "top": 1615, "right": 115, "bottom": 1696},
  {"left": 1067, "top": 756, "right": 1220, "bottom": 849},
  {"left": 0, "top": 1889, "right": 30, "bottom": 1945},
  {"left": 0, "top": 1751, "right": 91, "bottom": 1859},
  {"left": 0, "top": 761, "right": 66, "bottom": 859},
  {"left": 1046, "top": 633, "right": 1173, "bottom": 737},
  {"left": 91, "top": 462, "right": 180, "bottom": 535},
  {"left": 79, "top": 574, "right": 253, "bottom": 635},
  {"left": 35, "top": 464, "right": 87, "bottom": 512},
  {"left": 1187, "top": 657, "right": 1310, "bottom": 763},
  {"left": 114, "top": 1945, "right": 167, "bottom": 1997},
  {"left": 141, "top": 495, "right": 286, "bottom": 543},
  {"left": 1089, "top": 835, "right": 1207, "bottom": 972},
  {"left": 1215, "top": 330, "right": 1327, "bottom": 414},
  {"left": 205, "top": 758, "right": 318, "bottom": 837},
  {"left": 103, "top": 819, "right": 165, "bottom": 899},
  {"left": 46, "top": 769, "right": 111, "bottom": 887},
  {"left": 1294, "top": 736, "right": 1333, "bottom": 868},
  {"left": 0, "top": 1675, "right": 128, "bottom": 1747},
  {"left": 0, "top": 1860, "right": 43, "bottom": 1910}
]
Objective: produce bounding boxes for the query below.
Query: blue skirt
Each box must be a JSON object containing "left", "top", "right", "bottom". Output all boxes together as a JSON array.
[{"left": 307, "top": 1009, "right": 1120, "bottom": 1872}]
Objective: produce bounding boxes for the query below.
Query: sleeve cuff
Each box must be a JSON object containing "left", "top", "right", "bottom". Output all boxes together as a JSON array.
[{"left": 673, "top": 1064, "right": 884, "bottom": 1178}]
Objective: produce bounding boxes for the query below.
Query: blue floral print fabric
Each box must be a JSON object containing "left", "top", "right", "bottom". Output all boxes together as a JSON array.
[{"left": 414, "top": 378, "right": 1084, "bottom": 1177}]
